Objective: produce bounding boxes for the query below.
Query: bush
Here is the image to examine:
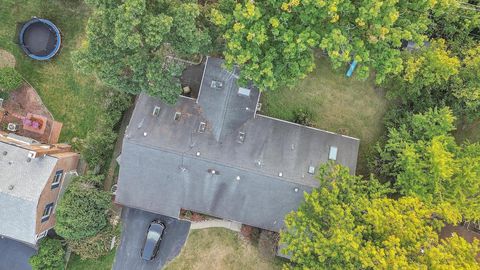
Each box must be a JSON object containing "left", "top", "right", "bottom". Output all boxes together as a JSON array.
[
  {"left": 55, "top": 174, "right": 112, "bottom": 240},
  {"left": 29, "top": 238, "right": 65, "bottom": 270},
  {"left": 67, "top": 225, "right": 120, "bottom": 260},
  {"left": 80, "top": 129, "right": 117, "bottom": 169},
  {"left": 292, "top": 108, "right": 314, "bottom": 126},
  {"left": 0, "top": 67, "right": 22, "bottom": 93}
]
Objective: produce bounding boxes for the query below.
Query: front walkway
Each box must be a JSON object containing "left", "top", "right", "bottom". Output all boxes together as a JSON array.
[{"left": 190, "top": 219, "right": 242, "bottom": 232}]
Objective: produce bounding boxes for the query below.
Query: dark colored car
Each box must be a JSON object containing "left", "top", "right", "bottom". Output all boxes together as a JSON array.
[{"left": 141, "top": 220, "right": 165, "bottom": 261}]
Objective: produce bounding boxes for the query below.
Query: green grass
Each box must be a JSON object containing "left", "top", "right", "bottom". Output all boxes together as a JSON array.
[
  {"left": 0, "top": 0, "right": 109, "bottom": 141},
  {"left": 67, "top": 249, "right": 116, "bottom": 270},
  {"left": 262, "top": 55, "right": 388, "bottom": 175},
  {"left": 165, "top": 229, "right": 284, "bottom": 270}
]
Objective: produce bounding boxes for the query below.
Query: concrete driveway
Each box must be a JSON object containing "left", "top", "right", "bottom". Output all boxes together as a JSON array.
[
  {"left": 113, "top": 207, "right": 191, "bottom": 270},
  {"left": 0, "top": 236, "right": 36, "bottom": 270}
]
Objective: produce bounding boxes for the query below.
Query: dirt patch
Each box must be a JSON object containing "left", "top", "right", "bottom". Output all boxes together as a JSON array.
[{"left": 0, "top": 49, "right": 16, "bottom": 68}]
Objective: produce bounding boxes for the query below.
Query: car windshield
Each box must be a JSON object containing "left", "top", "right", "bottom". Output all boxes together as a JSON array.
[{"left": 147, "top": 228, "right": 160, "bottom": 241}]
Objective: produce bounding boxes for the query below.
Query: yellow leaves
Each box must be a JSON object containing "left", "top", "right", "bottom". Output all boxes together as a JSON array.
[
  {"left": 243, "top": 2, "right": 256, "bottom": 18},
  {"left": 246, "top": 32, "right": 255, "bottom": 41},
  {"left": 355, "top": 18, "right": 366, "bottom": 27},
  {"left": 315, "top": 0, "right": 326, "bottom": 7},
  {"left": 269, "top": 17, "right": 280, "bottom": 28},
  {"left": 210, "top": 9, "right": 226, "bottom": 26},
  {"left": 379, "top": 27, "right": 389, "bottom": 39},
  {"left": 428, "top": 136, "right": 455, "bottom": 179},
  {"left": 330, "top": 14, "right": 339, "bottom": 23},
  {"left": 388, "top": 11, "right": 399, "bottom": 24},
  {"left": 233, "top": 22, "right": 244, "bottom": 32},
  {"left": 404, "top": 56, "right": 425, "bottom": 83},
  {"left": 281, "top": 0, "right": 300, "bottom": 12}
]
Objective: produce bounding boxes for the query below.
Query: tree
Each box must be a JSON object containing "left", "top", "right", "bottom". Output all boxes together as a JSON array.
[
  {"left": 55, "top": 174, "right": 111, "bottom": 240},
  {"left": 211, "top": 0, "right": 453, "bottom": 91},
  {"left": 281, "top": 163, "right": 480, "bottom": 269},
  {"left": 74, "top": 0, "right": 209, "bottom": 104},
  {"left": 29, "top": 238, "right": 65, "bottom": 270},
  {"left": 375, "top": 108, "right": 480, "bottom": 222}
]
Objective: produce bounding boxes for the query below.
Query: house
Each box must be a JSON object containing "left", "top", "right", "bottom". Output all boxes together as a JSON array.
[
  {"left": 116, "top": 57, "right": 360, "bottom": 232},
  {"left": 0, "top": 131, "right": 79, "bottom": 246}
]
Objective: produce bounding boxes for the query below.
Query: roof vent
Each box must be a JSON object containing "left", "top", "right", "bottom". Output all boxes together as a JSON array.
[
  {"left": 2, "top": 151, "right": 7, "bottom": 156},
  {"left": 174, "top": 112, "right": 181, "bottom": 121},
  {"left": 198, "top": 122, "right": 206, "bottom": 133},
  {"left": 308, "top": 165, "right": 315, "bottom": 175},
  {"left": 196, "top": 151, "right": 201, "bottom": 157},
  {"left": 27, "top": 157, "right": 31, "bottom": 163},
  {"left": 329, "top": 146, "right": 338, "bottom": 160},
  {"left": 294, "top": 187, "right": 299, "bottom": 193},
  {"left": 208, "top": 169, "right": 220, "bottom": 175},
  {"left": 8, "top": 185, "right": 14, "bottom": 190},
  {"left": 143, "top": 132, "right": 148, "bottom": 137},
  {"left": 237, "top": 132, "right": 246, "bottom": 143},
  {"left": 28, "top": 151, "right": 37, "bottom": 159},
  {"left": 278, "top": 172, "right": 283, "bottom": 177},
  {"left": 238, "top": 87, "right": 251, "bottom": 97},
  {"left": 152, "top": 106, "right": 161, "bottom": 117},
  {"left": 211, "top": 80, "right": 224, "bottom": 89},
  {"left": 236, "top": 176, "right": 241, "bottom": 181}
]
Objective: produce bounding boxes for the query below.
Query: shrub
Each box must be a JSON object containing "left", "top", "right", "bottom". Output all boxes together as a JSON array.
[
  {"left": 55, "top": 174, "right": 112, "bottom": 240},
  {"left": 0, "top": 67, "right": 22, "bottom": 93},
  {"left": 67, "top": 225, "right": 120, "bottom": 260},
  {"left": 293, "top": 108, "right": 314, "bottom": 126},
  {"left": 80, "top": 129, "right": 117, "bottom": 169},
  {"left": 29, "top": 238, "right": 65, "bottom": 270}
]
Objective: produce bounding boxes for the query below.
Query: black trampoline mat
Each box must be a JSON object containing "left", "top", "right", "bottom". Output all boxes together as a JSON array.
[{"left": 22, "top": 22, "right": 57, "bottom": 56}]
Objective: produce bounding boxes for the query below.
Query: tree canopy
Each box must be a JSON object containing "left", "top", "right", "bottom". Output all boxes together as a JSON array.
[
  {"left": 55, "top": 174, "right": 111, "bottom": 240},
  {"left": 281, "top": 163, "right": 480, "bottom": 269},
  {"left": 75, "top": 0, "right": 209, "bottom": 104},
  {"left": 211, "top": 0, "right": 454, "bottom": 91},
  {"left": 375, "top": 107, "right": 480, "bottom": 222}
]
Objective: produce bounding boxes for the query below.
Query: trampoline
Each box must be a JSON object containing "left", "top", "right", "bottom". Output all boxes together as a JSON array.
[{"left": 19, "top": 18, "right": 61, "bottom": 60}]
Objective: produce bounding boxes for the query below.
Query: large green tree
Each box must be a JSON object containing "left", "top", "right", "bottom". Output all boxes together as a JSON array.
[
  {"left": 281, "top": 163, "right": 480, "bottom": 269},
  {"left": 211, "top": 0, "right": 453, "bottom": 91},
  {"left": 75, "top": 0, "right": 210, "bottom": 104},
  {"left": 375, "top": 108, "right": 480, "bottom": 222},
  {"left": 55, "top": 174, "right": 111, "bottom": 240}
]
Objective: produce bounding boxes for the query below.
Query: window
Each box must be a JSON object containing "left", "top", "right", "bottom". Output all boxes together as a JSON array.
[
  {"left": 41, "top": 203, "right": 54, "bottom": 223},
  {"left": 51, "top": 170, "right": 63, "bottom": 189}
]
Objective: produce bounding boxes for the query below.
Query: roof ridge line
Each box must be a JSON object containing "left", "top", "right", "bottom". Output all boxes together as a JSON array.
[{"left": 124, "top": 139, "right": 318, "bottom": 188}]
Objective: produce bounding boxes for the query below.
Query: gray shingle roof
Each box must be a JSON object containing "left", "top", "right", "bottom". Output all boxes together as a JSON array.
[
  {"left": 0, "top": 140, "right": 57, "bottom": 245},
  {"left": 116, "top": 57, "right": 360, "bottom": 231}
]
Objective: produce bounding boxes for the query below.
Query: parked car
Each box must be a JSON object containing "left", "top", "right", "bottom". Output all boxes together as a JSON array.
[{"left": 141, "top": 220, "right": 165, "bottom": 261}]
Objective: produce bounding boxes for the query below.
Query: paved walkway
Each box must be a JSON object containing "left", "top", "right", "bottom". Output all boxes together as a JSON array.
[{"left": 190, "top": 219, "right": 242, "bottom": 232}]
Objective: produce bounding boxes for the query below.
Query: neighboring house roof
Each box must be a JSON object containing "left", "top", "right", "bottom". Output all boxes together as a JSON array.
[
  {"left": 116, "top": 57, "right": 360, "bottom": 232},
  {"left": 0, "top": 141, "right": 57, "bottom": 245}
]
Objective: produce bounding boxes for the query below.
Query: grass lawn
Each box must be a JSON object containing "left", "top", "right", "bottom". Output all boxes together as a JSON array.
[
  {"left": 261, "top": 54, "right": 388, "bottom": 175},
  {"left": 165, "top": 228, "right": 284, "bottom": 270},
  {"left": 0, "top": 0, "right": 110, "bottom": 141},
  {"left": 67, "top": 249, "right": 116, "bottom": 270}
]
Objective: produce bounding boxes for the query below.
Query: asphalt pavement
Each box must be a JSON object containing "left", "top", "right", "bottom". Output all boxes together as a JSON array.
[
  {"left": 0, "top": 236, "right": 36, "bottom": 270},
  {"left": 113, "top": 207, "right": 191, "bottom": 270}
]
